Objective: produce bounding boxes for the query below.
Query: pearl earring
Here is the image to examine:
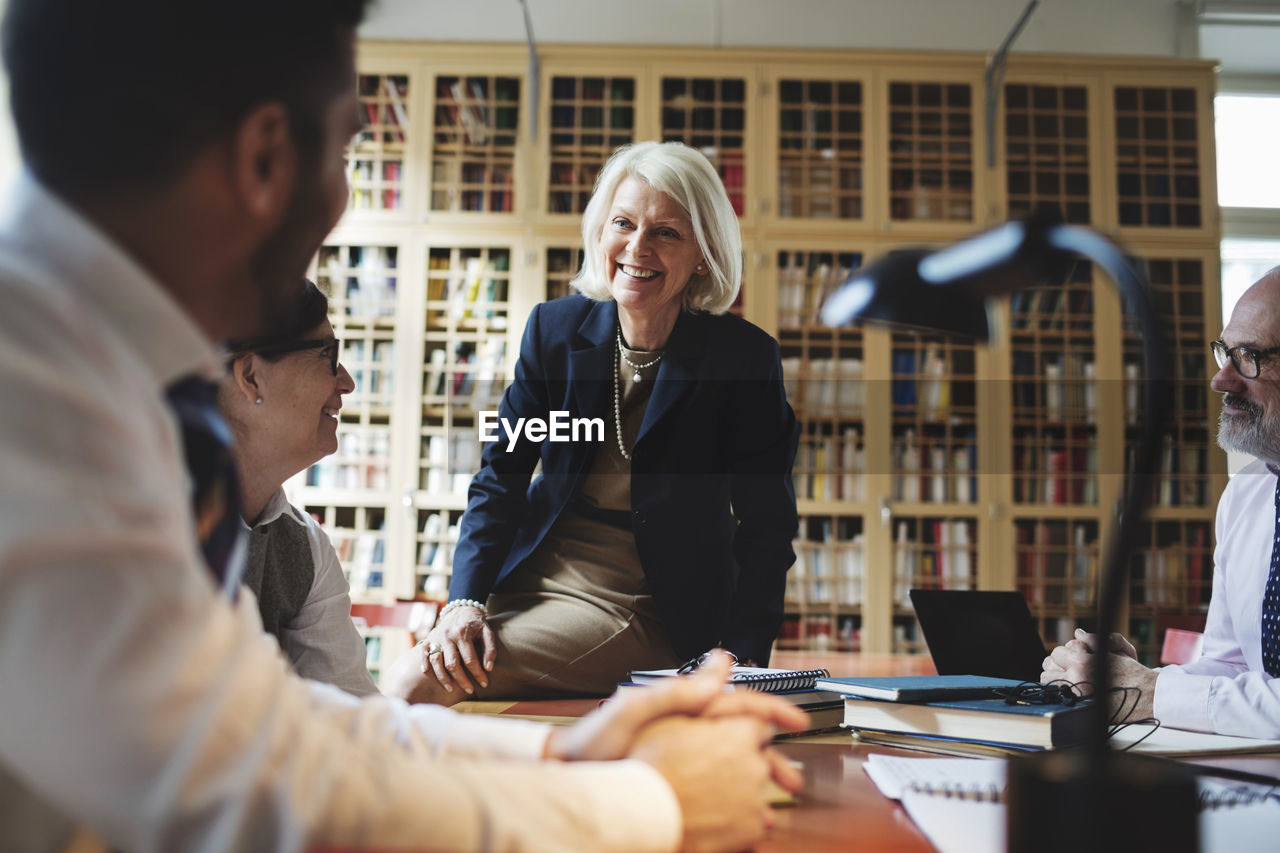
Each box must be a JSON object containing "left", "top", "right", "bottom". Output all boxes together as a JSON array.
[{"left": 255, "top": 397, "right": 263, "bottom": 405}]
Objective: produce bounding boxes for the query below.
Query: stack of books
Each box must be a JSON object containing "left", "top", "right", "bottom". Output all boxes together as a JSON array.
[
  {"left": 815, "top": 675, "right": 1280, "bottom": 757},
  {"left": 814, "top": 675, "right": 1090, "bottom": 754}
]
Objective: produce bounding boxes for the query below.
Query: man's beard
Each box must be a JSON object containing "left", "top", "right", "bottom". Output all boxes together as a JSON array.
[{"left": 1217, "top": 392, "right": 1280, "bottom": 464}]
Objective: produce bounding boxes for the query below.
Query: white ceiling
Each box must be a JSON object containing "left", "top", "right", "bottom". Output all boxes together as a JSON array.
[{"left": 359, "top": 0, "right": 1279, "bottom": 77}]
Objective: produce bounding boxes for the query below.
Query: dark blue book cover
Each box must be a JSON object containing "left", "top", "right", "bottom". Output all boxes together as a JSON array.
[{"left": 814, "top": 674, "right": 1020, "bottom": 702}]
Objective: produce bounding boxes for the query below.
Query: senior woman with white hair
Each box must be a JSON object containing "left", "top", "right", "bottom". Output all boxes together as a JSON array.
[{"left": 385, "top": 141, "right": 799, "bottom": 705}]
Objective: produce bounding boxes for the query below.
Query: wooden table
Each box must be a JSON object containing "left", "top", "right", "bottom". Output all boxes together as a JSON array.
[
  {"left": 455, "top": 652, "right": 1280, "bottom": 852},
  {"left": 453, "top": 652, "right": 940, "bottom": 851}
]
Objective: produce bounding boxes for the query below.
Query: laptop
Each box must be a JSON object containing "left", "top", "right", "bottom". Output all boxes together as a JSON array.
[{"left": 908, "top": 589, "right": 1049, "bottom": 683}]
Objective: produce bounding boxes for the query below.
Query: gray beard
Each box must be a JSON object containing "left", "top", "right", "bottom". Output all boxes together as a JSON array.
[{"left": 1217, "top": 394, "right": 1280, "bottom": 465}]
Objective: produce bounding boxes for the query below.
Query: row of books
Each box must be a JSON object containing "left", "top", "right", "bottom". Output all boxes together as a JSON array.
[
  {"left": 1008, "top": 284, "right": 1092, "bottom": 329},
  {"left": 1015, "top": 522, "right": 1097, "bottom": 607},
  {"left": 434, "top": 78, "right": 520, "bottom": 147},
  {"left": 427, "top": 254, "right": 510, "bottom": 328},
  {"left": 891, "top": 619, "right": 929, "bottom": 654},
  {"left": 344, "top": 339, "right": 395, "bottom": 407},
  {"left": 357, "top": 627, "right": 412, "bottom": 686},
  {"left": 429, "top": 159, "right": 516, "bottom": 212},
  {"left": 321, "top": 247, "right": 399, "bottom": 319},
  {"left": 888, "top": 188, "right": 974, "bottom": 223},
  {"left": 1130, "top": 533, "right": 1211, "bottom": 608},
  {"left": 793, "top": 428, "right": 865, "bottom": 501},
  {"left": 356, "top": 75, "right": 409, "bottom": 146},
  {"left": 1011, "top": 351, "right": 1096, "bottom": 420},
  {"left": 415, "top": 511, "right": 461, "bottom": 599},
  {"left": 1011, "top": 439, "right": 1098, "bottom": 505},
  {"left": 893, "top": 519, "right": 975, "bottom": 608},
  {"left": 1130, "top": 436, "right": 1209, "bottom": 507},
  {"left": 422, "top": 432, "right": 482, "bottom": 496},
  {"left": 777, "top": 614, "right": 861, "bottom": 652},
  {"left": 891, "top": 345, "right": 961, "bottom": 420},
  {"left": 422, "top": 339, "right": 507, "bottom": 410},
  {"left": 780, "top": 356, "right": 866, "bottom": 414},
  {"left": 1039, "top": 616, "right": 1092, "bottom": 646},
  {"left": 776, "top": 255, "right": 859, "bottom": 327},
  {"left": 892, "top": 431, "right": 978, "bottom": 504},
  {"left": 306, "top": 429, "right": 391, "bottom": 492},
  {"left": 788, "top": 534, "right": 866, "bottom": 607},
  {"left": 348, "top": 157, "right": 403, "bottom": 211},
  {"left": 333, "top": 529, "right": 386, "bottom": 593}
]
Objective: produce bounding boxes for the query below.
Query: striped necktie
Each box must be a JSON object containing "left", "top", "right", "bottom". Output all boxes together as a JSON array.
[
  {"left": 1262, "top": 468, "right": 1280, "bottom": 677},
  {"left": 166, "top": 375, "right": 246, "bottom": 599}
]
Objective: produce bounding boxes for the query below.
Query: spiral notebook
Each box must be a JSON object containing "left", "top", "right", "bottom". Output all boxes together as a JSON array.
[
  {"left": 865, "top": 754, "right": 1280, "bottom": 853},
  {"left": 627, "top": 665, "right": 830, "bottom": 692}
]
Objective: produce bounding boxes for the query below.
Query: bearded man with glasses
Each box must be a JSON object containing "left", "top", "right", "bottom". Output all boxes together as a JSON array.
[{"left": 1040, "top": 267, "right": 1280, "bottom": 738}]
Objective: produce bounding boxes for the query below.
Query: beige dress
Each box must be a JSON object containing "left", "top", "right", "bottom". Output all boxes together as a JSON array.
[{"left": 475, "top": 341, "right": 684, "bottom": 697}]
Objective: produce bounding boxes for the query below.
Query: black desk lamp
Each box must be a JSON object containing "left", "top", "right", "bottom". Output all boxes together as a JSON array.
[{"left": 822, "top": 215, "right": 1199, "bottom": 853}]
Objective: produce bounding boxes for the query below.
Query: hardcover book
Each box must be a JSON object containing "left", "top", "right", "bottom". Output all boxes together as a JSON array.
[
  {"left": 814, "top": 675, "right": 1021, "bottom": 703},
  {"left": 840, "top": 695, "right": 1091, "bottom": 749}
]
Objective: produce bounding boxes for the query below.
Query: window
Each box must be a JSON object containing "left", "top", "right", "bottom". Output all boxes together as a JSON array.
[{"left": 1215, "top": 95, "right": 1280, "bottom": 208}]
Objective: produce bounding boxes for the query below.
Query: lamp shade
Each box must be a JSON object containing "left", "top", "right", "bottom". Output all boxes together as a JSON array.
[{"left": 819, "top": 249, "right": 992, "bottom": 340}]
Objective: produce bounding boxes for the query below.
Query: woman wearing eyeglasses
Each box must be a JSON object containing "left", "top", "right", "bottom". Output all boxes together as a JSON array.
[{"left": 219, "top": 280, "right": 381, "bottom": 697}]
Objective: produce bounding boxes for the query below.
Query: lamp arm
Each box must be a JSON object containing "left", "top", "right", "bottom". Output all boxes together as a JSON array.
[{"left": 1047, "top": 225, "right": 1174, "bottom": 752}]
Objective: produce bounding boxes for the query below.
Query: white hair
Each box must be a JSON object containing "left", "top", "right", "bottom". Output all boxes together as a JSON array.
[{"left": 570, "top": 141, "right": 742, "bottom": 315}]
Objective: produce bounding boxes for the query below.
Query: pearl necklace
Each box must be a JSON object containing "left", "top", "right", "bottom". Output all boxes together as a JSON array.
[
  {"left": 617, "top": 330, "right": 663, "bottom": 382},
  {"left": 613, "top": 343, "right": 633, "bottom": 460},
  {"left": 613, "top": 331, "right": 664, "bottom": 461}
]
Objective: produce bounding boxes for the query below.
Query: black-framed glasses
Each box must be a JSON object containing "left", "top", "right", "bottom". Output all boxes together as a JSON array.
[
  {"left": 1211, "top": 339, "right": 1280, "bottom": 380},
  {"left": 676, "top": 651, "right": 738, "bottom": 674},
  {"left": 256, "top": 337, "right": 341, "bottom": 376}
]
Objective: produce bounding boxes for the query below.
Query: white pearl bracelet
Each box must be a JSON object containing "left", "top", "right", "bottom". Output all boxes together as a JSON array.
[{"left": 440, "top": 598, "right": 487, "bottom": 620}]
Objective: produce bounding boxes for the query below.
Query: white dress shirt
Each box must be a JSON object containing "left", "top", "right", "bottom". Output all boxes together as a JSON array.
[
  {"left": 0, "top": 174, "right": 681, "bottom": 853},
  {"left": 246, "top": 489, "right": 381, "bottom": 698},
  {"left": 1155, "top": 459, "right": 1280, "bottom": 736}
]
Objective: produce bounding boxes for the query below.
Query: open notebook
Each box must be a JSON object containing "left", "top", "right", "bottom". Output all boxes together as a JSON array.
[{"left": 864, "top": 754, "right": 1280, "bottom": 853}]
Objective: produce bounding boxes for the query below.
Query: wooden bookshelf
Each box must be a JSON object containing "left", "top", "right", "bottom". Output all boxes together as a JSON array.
[
  {"left": 660, "top": 73, "right": 749, "bottom": 217},
  {"left": 547, "top": 74, "right": 637, "bottom": 215},
  {"left": 294, "top": 43, "right": 1224, "bottom": 669},
  {"left": 775, "top": 77, "right": 866, "bottom": 221},
  {"left": 350, "top": 72, "right": 411, "bottom": 213},
  {"left": 1003, "top": 82, "right": 1092, "bottom": 225},
  {"left": 430, "top": 74, "right": 521, "bottom": 213},
  {"left": 887, "top": 79, "right": 976, "bottom": 224}
]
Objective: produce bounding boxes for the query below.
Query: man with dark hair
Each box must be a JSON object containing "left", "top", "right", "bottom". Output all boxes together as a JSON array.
[
  {"left": 1043, "top": 268, "right": 1280, "bottom": 738},
  {"left": 0, "top": 3, "right": 804, "bottom": 851}
]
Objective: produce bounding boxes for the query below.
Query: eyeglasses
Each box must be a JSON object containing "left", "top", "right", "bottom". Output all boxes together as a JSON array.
[
  {"left": 676, "top": 651, "right": 739, "bottom": 675},
  {"left": 256, "top": 337, "right": 341, "bottom": 376},
  {"left": 1210, "top": 339, "right": 1280, "bottom": 380}
]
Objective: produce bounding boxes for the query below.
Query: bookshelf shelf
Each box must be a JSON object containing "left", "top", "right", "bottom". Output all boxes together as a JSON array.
[
  {"left": 776, "top": 77, "right": 865, "bottom": 221},
  {"left": 305, "top": 43, "right": 1223, "bottom": 669},
  {"left": 887, "top": 80, "right": 976, "bottom": 223},
  {"left": 431, "top": 75, "right": 521, "bottom": 213},
  {"left": 661, "top": 74, "right": 749, "bottom": 217},
  {"left": 350, "top": 73, "right": 411, "bottom": 213}
]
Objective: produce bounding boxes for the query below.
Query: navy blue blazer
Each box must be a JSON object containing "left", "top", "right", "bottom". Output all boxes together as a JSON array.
[{"left": 450, "top": 295, "right": 799, "bottom": 665}]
